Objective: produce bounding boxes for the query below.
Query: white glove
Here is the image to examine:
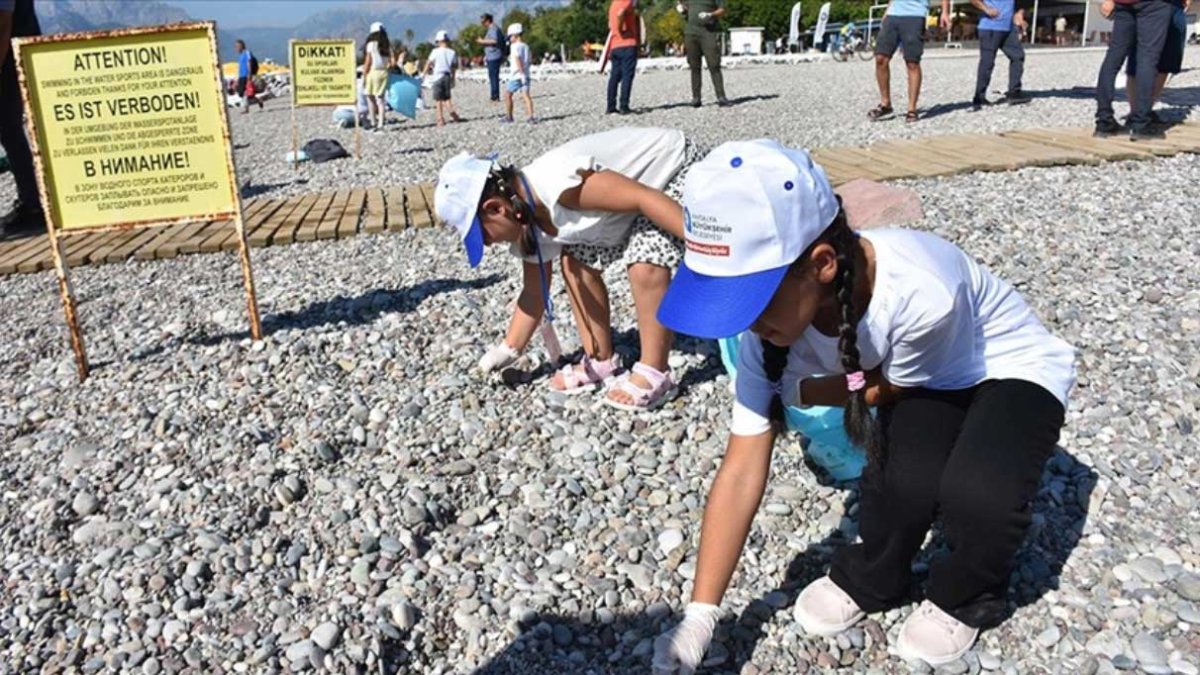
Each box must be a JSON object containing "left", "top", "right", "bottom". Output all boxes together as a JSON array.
[
  {"left": 652, "top": 603, "right": 721, "bottom": 674},
  {"left": 698, "top": 11, "right": 713, "bottom": 19},
  {"left": 677, "top": 3, "right": 687, "bottom": 14},
  {"left": 478, "top": 342, "right": 520, "bottom": 372}
]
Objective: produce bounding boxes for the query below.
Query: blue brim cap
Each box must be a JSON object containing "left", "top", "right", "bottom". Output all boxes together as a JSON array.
[
  {"left": 657, "top": 261, "right": 790, "bottom": 339},
  {"left": 464, "top": 217, "right": 485, "bottom": 268}
]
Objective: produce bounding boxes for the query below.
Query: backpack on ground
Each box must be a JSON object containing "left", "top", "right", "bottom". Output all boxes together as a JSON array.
[{"left": 301, "top": 139, "right": 349, "bottom": 163}]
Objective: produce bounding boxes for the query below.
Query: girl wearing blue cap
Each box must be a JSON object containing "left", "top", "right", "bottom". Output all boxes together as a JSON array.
[
  {"left": 651, "top": 140, "right": 1075, "bottom": 670},
  {"left": 433, "top": 127, "right": 704, "bottom": 410}
]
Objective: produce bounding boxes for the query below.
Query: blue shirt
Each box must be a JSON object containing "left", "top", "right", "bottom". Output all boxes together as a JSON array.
[
  {"left": 238, "top": 51, "right": 251, "bottom": 78},
  {"left": 978, "top": 0, "right": 1015, "bottom": 31},
  {"left": 888, "top": 0, "right": 929, "bottom": 18},
  {"left": 484, "top": 24, "right": 503, "bottom": 61}
]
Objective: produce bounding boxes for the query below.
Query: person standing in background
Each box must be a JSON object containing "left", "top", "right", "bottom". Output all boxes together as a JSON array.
[
  {"left": 0, "top": 0, "right": 43, "bottom": 238},
  {"left": 362, "top": 21, "right": 391, "bottom": 131},
  {"left": 1094, "top": 0, "right": 1174, "bottom": 139},
  {"left": 971, "top": 0, "right": 1031, "bottom": 110},
  {"left": 606, "top": 0, "right": 640, "bottom": 115},
  {"left": 870, "top": 0, "right": 952, "bottom": 123},
  {"left": 476, "top": 14, "right": 505, "bottom": 107},
  {"left": 426, "top": 30, "right": 462, "bottom": 127},
  {"left": 503, "top": 23, "right": 535, "bottom": 124},
  {"left": 1125, "top": 0, "right": 1191, "bottom": 123},
  {"left": 1054, "top": 15, "right": 1068, "bottom": 44},
  {"left": 235, "top": 40, "right": 260, "bottom": 114},
  {"left": 678, "top": 0, "right": 729, "bottom": 108}
]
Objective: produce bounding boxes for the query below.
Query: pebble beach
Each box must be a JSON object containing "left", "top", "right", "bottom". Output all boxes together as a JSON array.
[{"left": 0, "top": 47, "right": 1199, "bottom": 674}]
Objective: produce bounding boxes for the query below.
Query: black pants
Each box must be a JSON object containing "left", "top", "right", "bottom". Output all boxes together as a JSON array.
[
  {"left": 830, "top": 379, "right": 1064, "bottom": 629},
  {"left": 685, "top": 31, "right": 725, "bottom": 102},
  {"left": 486, "top": 58, "right": 502, "bottom": 102},
  {"left": 0, "top": 50, "right": 39, "bottom": 206},
  {"left": 974, "top": 28, "right": 1025, "bottom": 102},
  {"left": 607, "top": 46, "right": 638, "bottom": 112},
  {"left": 1095, "top": 0, "right": 1173, "bottom": 129}
]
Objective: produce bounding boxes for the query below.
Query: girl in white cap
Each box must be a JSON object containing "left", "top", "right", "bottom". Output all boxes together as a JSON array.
[
  {"left": 425, "top": 30, "right": 461, "bottom": 127},
  {"left": 434, "top": 127, "right": 705, "bottom": 411},
  {"left": 650, "top": 140, "right": 1075, "bottom": 670},
  {"left": 503, "top": 23, "right": 535, "bottom": 123},
  {"left": 362, "top": 22, "right": 391, "bottom": 131}
]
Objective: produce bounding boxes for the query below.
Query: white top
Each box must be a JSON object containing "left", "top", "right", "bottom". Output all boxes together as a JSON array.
[
  {"left": 365, "top": 41, "right": 388, "bottom": 71},
  {"left": 429, "top": 46, "right": 456, "bottom": 78},
  {"left": 508, "top": 42, "right": 532, "bottom": 80},
  {"left": 510, "top": 127, "right": 688, "bottom": 261},
  {"left": 730, "top": 228, "right": 1076, "bottom": 436}
]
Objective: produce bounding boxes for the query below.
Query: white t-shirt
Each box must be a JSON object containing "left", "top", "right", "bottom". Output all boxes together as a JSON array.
[
  {"left": 429, "top": 46, "right": 456, "bottom": 79},
  {"left": 508, "top": 41, "right": 532, "bottom": 80},
  {"left": 509, "top": 127, "right": 687, "bottom": 261},
  {"left": 365, "top": 41, "right": 389, "bottom": 71},
  {"left": 730, "top": 228, "right": 1076, "bottom": 437}
]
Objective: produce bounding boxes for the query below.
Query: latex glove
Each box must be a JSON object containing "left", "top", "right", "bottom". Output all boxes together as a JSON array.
[
  {"left": 652, "top": 603, "right": 721, "bottom": 674},
  {"left": 698, "top": 11, "right": 713, "bottom": 20},
  {"left": 479, "top": 342, "right": 520, "bottom": 372}
]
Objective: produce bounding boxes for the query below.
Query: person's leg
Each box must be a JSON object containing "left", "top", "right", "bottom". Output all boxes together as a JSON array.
[
  {"left": 1128, "top": 0, "right": 1171, "bottom": 131},
  {"left": 875, "top": 54, "right": 893, "bottom": 109},
  {"left": 376, "top": 95, "right": 388, "bottom": 127},
  {"left": 830, "top": 388, "right": 972, "bottom": 612},
  {"left": 488, "top": 59, "right": 501, "bottom": 102},
  {"left": 435, "top": 99, "right": 446, "bottom": 126},
  {"left": 620, "top": 47, "right": 637, "bottom": 111},
  {"left": 559, "top": 253, "right": 614, "bottom": 361},
  {"left": 702, "top": 32, "right": 727, "bottom": 101},
  {"left": 905, "top": 61, "right": 923, "bottom": 114},
  {"left": 1095, "top": 5, "right": 1136, "bottom": 125},
  {"left": 0, "top": 56, "right": 41, "bottom": 212},
  {"left": 365, "top": 96, "right": 378, "bottom": 128},
  {"left": 504, "top": 86, "right": 514, "bottom": 120},
  {"left": 1126, "top": 74, "right": 1139, "bottom": 111},
  {"left": 1151, "top": 72, "right": 1169, "bottom": 106},
  {"left": 974, "top": 30, "right": 1002, "bottom": 104},
  {"left": 685, "top": 34, "right": 703, "bottom": 103},
  {"left": 1001, "top": 27, "right": 1026, "bottom": 96},
  {"left": 606, "top": 49, "right": 622, "bottom": 113},
  {"left": 928, "top": 380, "right": 1064, "bottom": 628},
  {"left": 523, "top": 88, "right": 534, "bottom": 119},
  {"left": 900, "top": 18, "right": 926, "bottom": 115}
]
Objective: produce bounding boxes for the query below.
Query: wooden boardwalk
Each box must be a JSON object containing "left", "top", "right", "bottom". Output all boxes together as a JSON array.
[{"left": 3, "top": 123, "right": 1200, "bottom": 276}]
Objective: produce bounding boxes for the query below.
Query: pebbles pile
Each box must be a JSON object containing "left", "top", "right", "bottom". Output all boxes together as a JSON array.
[{"left": 0, "top": 48, "right": 1197, "bottom": 675}]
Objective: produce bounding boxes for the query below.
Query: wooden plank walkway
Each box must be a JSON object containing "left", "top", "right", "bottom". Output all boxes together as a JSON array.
[{"left": 3, "top": 122, "right": 1199, "bottom": 276}]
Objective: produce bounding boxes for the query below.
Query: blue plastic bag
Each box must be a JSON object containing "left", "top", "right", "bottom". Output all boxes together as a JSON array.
[
  {"left": 385, "top": 73, "right": 421, "bottom": 120},
  {"left": 719, "top": 333, "right": 867, "bottom": 481}
]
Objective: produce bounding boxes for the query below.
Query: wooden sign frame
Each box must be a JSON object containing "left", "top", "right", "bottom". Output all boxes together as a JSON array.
[
  {"left": 289, "top": 38, "right": 360, "bottom": 169},
  {"left": 13, "top": 21, "right": 262, "bottom": 381}
]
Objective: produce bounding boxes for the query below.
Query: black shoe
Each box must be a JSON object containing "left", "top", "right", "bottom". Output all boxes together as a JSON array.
[
  {"left": 1093, "top": 119, "right": 1122, "bottom": 138},
  {"left": 618, "top": 107, "right": 632, "bottom": 115},
  {"left": 1149, "top": 110, "right": 1168, "bottom": 125},
  {"left": 1003, "top": 91, "right": 1032, "bottom": 105},
  {"left": 1130, "top": 125, "right": 1166, "bottom": 141},
  {"left": 970, "top": 98, "right": 989, "bottom": 112},
  {"left": 690, "top": 99, "right": 702, "bottom": 108},
  {"left": 717, "top": 97, "right": 731, "bottom": 107},
  {"left": 0, "top": 200, "right": 46, "bottom": 239},
  {"left": 605, "top": 108, "right": 618, "bottom": 115}
]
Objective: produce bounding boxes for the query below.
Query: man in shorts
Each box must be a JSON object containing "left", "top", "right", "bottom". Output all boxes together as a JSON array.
[
  {"left": 1125, "top": 0, "right": 1190, "bottom": 124},
  {"left": 870, "top": 0, "right": 951, "bottom": 123}
]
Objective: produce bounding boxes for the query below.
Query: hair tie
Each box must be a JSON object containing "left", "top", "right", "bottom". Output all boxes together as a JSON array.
[
  {"left": 846, "top": 371, "right": 866, "bottom": 393},
  {"left": 770, "top": 381, "right": 782, "bottom": 396}
]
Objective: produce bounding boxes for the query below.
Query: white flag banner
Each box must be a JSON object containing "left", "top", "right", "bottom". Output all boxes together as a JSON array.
[
  {"left": 788, "top": 2, "right": 803, "bottom": 45},
  {"left": 814, "top": 2, "right": 832, "bottom": 45}
]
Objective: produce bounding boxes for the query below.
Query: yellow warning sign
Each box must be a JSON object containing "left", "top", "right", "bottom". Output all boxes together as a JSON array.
[
  {"left": 291, "top": 39, "right": 357, "bottom": 106},
  {"left": 14, "top": 23, "right": 238, "bottom": 232}
]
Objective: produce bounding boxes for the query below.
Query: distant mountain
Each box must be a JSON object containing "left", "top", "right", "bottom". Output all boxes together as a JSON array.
[{"left": 31, "top": 0, "right": 567, "bottom": 64}]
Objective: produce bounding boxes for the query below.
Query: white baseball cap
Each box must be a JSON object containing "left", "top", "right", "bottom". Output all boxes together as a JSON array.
[
  {"left": 435, "top": 30, "right": 450, "bottom": 43},
  {"left": 657, "top": 140, "right": 839, "bottom": 339},
  {"left": 369, "top": 21, "right": 385, "bottom": 34},
  {"left": 435, "top": 152, "right": 493, "bottom": 268},
  {"left": 507, "top": 23, "right": 523, "bottom": 36}
]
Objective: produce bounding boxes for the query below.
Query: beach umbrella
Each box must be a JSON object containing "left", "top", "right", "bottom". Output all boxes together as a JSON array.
[{"left": 386, "top": 72, "right": 421, "bottom": 120}]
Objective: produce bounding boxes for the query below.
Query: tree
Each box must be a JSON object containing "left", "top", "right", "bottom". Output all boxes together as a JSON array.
[
  {"left": 456, "top": 22, "right": 486, "bottom": 60},
  {"left": 405, "top": 28, "right": 415, "bottom": 44},
  {"left": 414, "top": 41, "right": 433, "bottom": 63},
  {"left": 646, "top": 3, "right": 685, "bottom": 54}
]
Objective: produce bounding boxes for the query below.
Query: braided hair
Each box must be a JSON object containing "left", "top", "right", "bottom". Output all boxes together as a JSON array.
[
  {"left": 479, "top": 163, "right": 538, "bottom": 255},
  {"left": 761, "top": 208, "right": 883, "bottom": 464}
]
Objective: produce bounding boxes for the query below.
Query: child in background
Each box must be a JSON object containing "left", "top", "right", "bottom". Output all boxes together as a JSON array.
[
  {"left": 425, "top": 30, "right": 462, "bottom": 127},
  {"left": 504, "top": 23, "right": 535, "bottom": 124},
  {"left": 362, "top": 21, "right": 391, "bottom": 131},
  {"left": 650, "top": 140, "right": 1075, "bottom": 670},
  {"left": 434, "top": 127, "right": 706, "bottom": 411}
]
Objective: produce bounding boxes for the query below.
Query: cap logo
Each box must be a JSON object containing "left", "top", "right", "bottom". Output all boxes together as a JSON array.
[{"left": 683, "top": 208, "right": 732, "bottom": 257}]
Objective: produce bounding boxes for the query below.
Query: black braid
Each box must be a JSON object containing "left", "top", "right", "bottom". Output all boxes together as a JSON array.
[
  {"left": 762, "top": 339, "right": 789, "bottom": 425},
  {"left": 827, "top": 215, "right": 884, "bottom": 465}
]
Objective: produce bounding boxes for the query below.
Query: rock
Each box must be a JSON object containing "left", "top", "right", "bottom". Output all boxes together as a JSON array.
[
  {"left": 311, "top": 622, "right": 340, "bottom": 651},
  {"left": 72, "top": 491, "right": 100, "bottom": 517},
  {"left": 1131, "top": 633, "right": 1167, "bottom": 667},
  {"left": 1037, "top": 625, "right": 1062, "bottom": 648},
  {"left": 835, "top": 178, "right": 925, "bottom": 229},
  {"left": 658, "top": 529, "right": 684, "bottom": 556},
  {"left": 1174, "top": 573, "right": 1200, "bottom": 602},
  {"left": 390, "top": 601, "right": 417, "bottom": 631},
  {"left": 1130, "top": 557, "right": 1167, "bottom": 584}
]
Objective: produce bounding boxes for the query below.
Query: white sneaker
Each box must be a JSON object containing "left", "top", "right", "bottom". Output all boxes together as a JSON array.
[
  {"left": 895, "top": 600, "right": 980, "bottom": 666},
  {"left": 793, "top": 576, "right": 866, "bottom": 636}
]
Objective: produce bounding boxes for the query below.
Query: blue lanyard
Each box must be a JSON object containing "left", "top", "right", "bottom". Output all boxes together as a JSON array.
[{"left": 517, "top": 173, "right": 554, "bottom": 323}]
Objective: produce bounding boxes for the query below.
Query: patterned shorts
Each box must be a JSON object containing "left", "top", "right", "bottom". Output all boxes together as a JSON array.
[{"left": 564, "top": 138, "right": 706, "bottom": 272}]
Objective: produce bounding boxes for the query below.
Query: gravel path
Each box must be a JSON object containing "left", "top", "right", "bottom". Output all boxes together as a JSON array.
[{"left": 0, "top": 46, "right": 1198, "bottom": 675}]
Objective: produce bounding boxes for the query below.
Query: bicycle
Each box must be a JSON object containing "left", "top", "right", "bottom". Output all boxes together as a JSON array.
[{"left": 831, "top": 32, "right": 875, "bottom": 61}]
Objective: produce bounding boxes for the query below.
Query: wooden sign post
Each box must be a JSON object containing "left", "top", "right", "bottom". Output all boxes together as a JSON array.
[
  {"left": 289, "top": 39, "right": 359, "bottom": 168},
  {"left": 13, "top": 21, "right": 262, "bottom": 381}
]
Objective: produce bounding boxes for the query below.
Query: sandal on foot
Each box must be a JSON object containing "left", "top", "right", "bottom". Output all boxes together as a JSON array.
[
  {"left": 603, "top": 363, "right": 677, "bottom": 412},
  {"left": 868, "top": 104, "right": 894, "bottom": 121},
  {"left": 550, "top": 354, "right": 622, "bottom": 395},
  {"left": 905, "top": 110, "right": 920, "bottom": 123}
]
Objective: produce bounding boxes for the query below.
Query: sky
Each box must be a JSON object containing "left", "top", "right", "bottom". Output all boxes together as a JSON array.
[{"left": 171, "top": 1, "right": 330, "bottom": 28}]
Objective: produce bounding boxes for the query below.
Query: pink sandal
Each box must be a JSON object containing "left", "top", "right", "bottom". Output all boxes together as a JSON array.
[
  {"left": 550, "top": 354, "right": 622, "bottom": 395},
  {"left": 603, "top": 363, "right": 677, "bottom": 411}
]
